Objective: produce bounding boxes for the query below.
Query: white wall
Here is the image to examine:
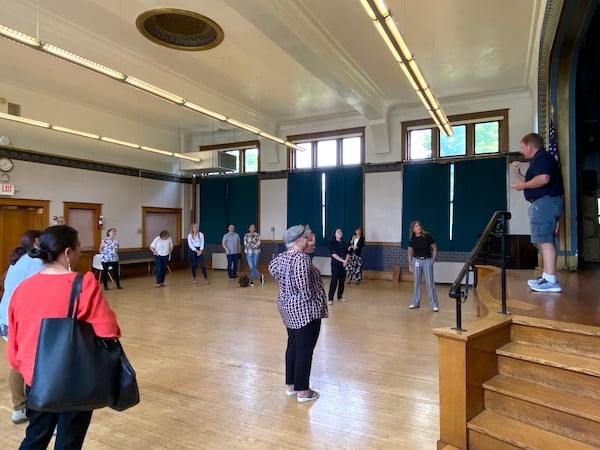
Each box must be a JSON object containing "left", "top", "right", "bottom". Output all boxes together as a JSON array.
[
  {"left": 259, "top": 178, "right": 287, "bottom": 240},
  {"left": 365, "top": 171, "right": 403, "bottom": 243},
  {"left": 7, "top": 159, "right": 186, "bottom": 247},
  {"left": 0, "top": 80, "right": 181, "bottom": 174}
]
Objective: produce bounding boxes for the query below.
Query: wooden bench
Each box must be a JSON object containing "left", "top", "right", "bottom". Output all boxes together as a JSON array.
[{"left": 119, "top": 257, "right": 154, "bottom": 275}]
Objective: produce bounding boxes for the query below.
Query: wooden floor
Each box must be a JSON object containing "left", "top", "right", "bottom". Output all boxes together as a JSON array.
[
  {"left": 0, "top": 270, "right": 480, "bottom": 450},
  {"left": 483, "top": 268, "right": 600, "bottom": 326}
]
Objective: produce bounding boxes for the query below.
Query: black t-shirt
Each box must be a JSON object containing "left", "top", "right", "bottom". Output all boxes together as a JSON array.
[
  {"left": 409, "top": 234, "right": 434, "bottom": 258},
  {"left": 329, "top": 239, "right": 348, "bottom": 263},
  {"left": 524, "top": 148, "right": 564, "bottom": 201}
]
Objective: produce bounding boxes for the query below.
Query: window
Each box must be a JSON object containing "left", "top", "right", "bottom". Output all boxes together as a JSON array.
[
  {"left": 403, "top": 109, "right": 508, "bottom": 161},
  {"left": 198, "top": 140, "right": 260, "bottom": 174},
  {"left": 288, "top": 127, "right": 365, "bottom": 169},
  {"left": 408, "top": 129, "right": 432, "bottom": 160}
]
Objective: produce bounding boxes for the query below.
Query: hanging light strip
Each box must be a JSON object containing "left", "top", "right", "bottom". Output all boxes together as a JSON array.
[
  {"left": 0, "top": 24, "right": 305, "bottom": 151},
  {"left": 359, "top": 0, "right": 453, "bottom": 136},
  {"left": 0, "top": 112, "right": 199, "bottom": 161}
]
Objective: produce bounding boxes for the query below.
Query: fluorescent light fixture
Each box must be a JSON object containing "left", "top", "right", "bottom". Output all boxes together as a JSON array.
[
  {"left": 125, "top": 76, "right": 185, "bottom": 104},
  {"left": 173, "top": 152, "right": 200, "bottom": 162},
  {"left": 226, "top": 118, "right": 261, "bottom": 134},
  {"left": 374, "top": 22, "right": 402, "bottom": 63},
  {"left": 52, "top": 125, "right": 100, "bottom": 139},
  {"left": 42, "top": 44, "right": 126, "bottom": 80},
  {"left": 140, "top": 146, "right": 173, "bottom": 156},
  {"left": 285, "top": 141, "right": 306, "bottom": 152},
  {"left": 360, "top": 0, "right": 453, "bottom": 136},
  {"left": 0, "top": 25, "right": 40, "bottom": 47},
  {"left": 0, "top": 111, "right": 50, "bottom": 128},
  {"left": 183, "top": 102, "right": 227, "bottom": 121},
  {"left": 259, "top": 131, "right": 285, "bottom": 144},
  {"left": 0, "top": 23, "right": 297, "bottom": 147},
  {"left": 100, "top": 136, "right": 140, "bottom": 149}
]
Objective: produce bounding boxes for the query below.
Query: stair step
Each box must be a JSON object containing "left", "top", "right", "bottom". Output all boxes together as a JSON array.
[
  {"left": 511, "top": 317, "right": 600, "bottom": 358},
  {"left": 468, "top": 410, "right": 597, "bottom": 450},
  {"left": 484, "top": 375, "right": 600, "bottom": 446},
  {"left": 497, "top": 342, "right": 600, "bottom": 376}
]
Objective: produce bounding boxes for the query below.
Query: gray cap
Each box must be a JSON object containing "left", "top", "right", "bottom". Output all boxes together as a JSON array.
[{"left": 283, "top": 224, "right": 310, "bottom": 245}]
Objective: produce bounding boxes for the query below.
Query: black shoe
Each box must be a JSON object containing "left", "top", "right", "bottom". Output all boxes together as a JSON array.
[
  {"left": 117, "top": 286, "right": 123, "bottom": 290},
  {"left": 103, "top": 285, "right": 109, "bottom": 290}
]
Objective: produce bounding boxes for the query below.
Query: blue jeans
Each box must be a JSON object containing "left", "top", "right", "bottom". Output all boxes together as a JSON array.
[
  {"left": 154, "top": 255, "right": 168, "bottom": 284},
  {"left": 21, "top": 386, "right": 92, "bottom": 450},
  {"left": 189, "top": 253, "right": 207, "bottom": 279},
  {"left": 246, "top": 253, "right": 260, "bottom": 280},
  {"left": 226, "top": 253, "right": 239, "bottom": 278}
]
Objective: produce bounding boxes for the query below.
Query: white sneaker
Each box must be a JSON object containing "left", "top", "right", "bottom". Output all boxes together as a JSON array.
[
  {"left": 11, "top": 409, "right": 27, "bottom": 424},
  {"left": 527, "top": 276, "right": 544, "bottom": 287},
  {"left": 530, "top": 278, "right": 562, "bottom": 293}
]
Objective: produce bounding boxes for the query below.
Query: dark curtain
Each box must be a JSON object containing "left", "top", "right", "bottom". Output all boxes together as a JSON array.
[
  {"left": 324, "top": 166, "right": 363, "bottom": 244},
  {"left": 199, "top": 175, "right": 259, "bottom": 244},
  {"left": 287, "top": 171, "right": 323, "bottom": 244},
  {"left": 452, "top": 157, "right": 507, "bottom": 251},
  {"left": 287, "top": 167, "right": 363, "bottom": 247},
  {"left": 402, "top": 163, "right": 451, "bottom": 250}
]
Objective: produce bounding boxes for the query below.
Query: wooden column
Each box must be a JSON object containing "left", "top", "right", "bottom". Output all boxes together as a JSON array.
[{"left": 434, "top": 316, "right": 512, "bottom": 449}]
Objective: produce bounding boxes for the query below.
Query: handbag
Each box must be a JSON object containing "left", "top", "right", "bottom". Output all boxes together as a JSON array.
[
  {"left": 109, "top": 339, "right": 140, "bottom": 411},
  {"left": 28, "top": 274, "right": 120, "bottom": 412}
]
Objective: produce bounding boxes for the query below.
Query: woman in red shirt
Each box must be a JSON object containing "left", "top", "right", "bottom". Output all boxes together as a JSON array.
[{"left": 7, "top": 225, "right": 121, "bottom": 450}]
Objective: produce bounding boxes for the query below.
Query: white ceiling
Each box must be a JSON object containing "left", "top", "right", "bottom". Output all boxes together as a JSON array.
[{"left": 0, "top": 0, "right": 544, "bottom": 140}]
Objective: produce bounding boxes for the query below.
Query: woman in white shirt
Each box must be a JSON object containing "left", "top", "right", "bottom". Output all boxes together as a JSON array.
[
  {"left": 149, "top": 230, "right": 173, "bottom": 287},
  {"left": 187, "top": 223, "right": 208, "bottom": 284}
]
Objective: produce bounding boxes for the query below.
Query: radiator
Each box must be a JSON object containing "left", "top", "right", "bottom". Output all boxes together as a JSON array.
[
  {"left": 212, "top": 253, "right": 228, "bottom": 270},
  {"left": 312, "top": 256, "right": 331, "bottom": 276},
  {"left": 433, "top": 262, "right": 474, "bottom": 285}
]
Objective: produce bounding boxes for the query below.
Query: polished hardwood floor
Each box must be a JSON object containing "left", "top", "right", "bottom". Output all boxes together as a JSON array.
[
  {"left": 483, "top": 267, "right": 600, "bottom": 326},
  {"left": 0, "top": 269, "right": 480, "bottom": 449}
]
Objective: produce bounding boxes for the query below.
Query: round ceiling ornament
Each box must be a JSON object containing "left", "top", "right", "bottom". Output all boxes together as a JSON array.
[{"left": 136, "top": 9, "right": 224, "bottom": 51}]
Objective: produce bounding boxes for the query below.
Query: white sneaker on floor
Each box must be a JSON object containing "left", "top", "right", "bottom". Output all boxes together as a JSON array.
[
  {"left": 11, "top": 409, "right": 27, "bottom": 424},
  {"left": 530, "top": 278, "right": 562, "bottom": 293},
  {"left": 527, "top": 276, "right": 544, "bottom": 287}
]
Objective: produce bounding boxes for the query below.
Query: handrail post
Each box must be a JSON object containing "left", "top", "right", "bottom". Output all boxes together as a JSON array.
[
  {"left": 499, "top": 213, "right": 508, "bottom": 315},
  {"left": 452, "top": 288, "right": 466, "bottom": 332}
]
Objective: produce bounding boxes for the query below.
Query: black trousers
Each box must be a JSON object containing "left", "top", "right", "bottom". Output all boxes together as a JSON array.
[
  {"left": 328, "top": 261, "right": 346, "bottom": 301},
  {"left": 286, "top": 319, "right": 321, "bottom": 391},
  {"left": 20, "top": 386, "right": 92, "bottom": 450},
  {"left": 101, "top": 261, "right": 121, "bottom": 288}
]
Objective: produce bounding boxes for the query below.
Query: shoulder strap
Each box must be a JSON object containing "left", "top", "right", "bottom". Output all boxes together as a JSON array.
[{"left": 67, "top": 273, "right": 84, "bottom": 318}]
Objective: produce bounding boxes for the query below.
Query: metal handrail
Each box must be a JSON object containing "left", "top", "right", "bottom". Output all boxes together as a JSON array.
[{"left": 448, "top": 210, "right": 511, "bottom": 331}]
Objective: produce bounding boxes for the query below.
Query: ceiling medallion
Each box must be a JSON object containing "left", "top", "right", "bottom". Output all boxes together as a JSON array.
[{"left": 136, "top": 8, "right": 224, "bottom": 51}]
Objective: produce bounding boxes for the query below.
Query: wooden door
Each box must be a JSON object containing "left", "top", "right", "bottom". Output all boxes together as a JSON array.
[{"left": 0, "top": 203, "right": 47, "bottom": 275}]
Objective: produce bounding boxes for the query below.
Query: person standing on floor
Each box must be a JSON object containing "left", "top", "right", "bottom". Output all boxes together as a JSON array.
[
  {"left": 99, "top": 228, "right": 122, "bottom": 290},
  {"left": 150, "top": 230, "right": 173, "bottom": 287},
  {"left": 0, "top": 230, "right": 44, "bottom": 425},
  {"left": 511, "top": 132, "right": 564, "bottom": 293},
  {"left": 407, "top": 220, "right": 439, "bottom": 312},
  {"left": 222, "top": 225, "right": 241, "bottom": 279},
  {"left": 7, "top": 225, "right": 121, "bottom": 449},
  {"left": 269, "top": 225, "right": 328, "bottom": 403},
  {"left": 243, "top": 224, "right": 263, "bottom": 286},
  {"left": 328, "top": 228, "right": 349, "bottom": 305},
  {"left": 347, "top": 227, "right": 365, "bottom": 284},
  {"left": 187, "top": 223, "right": 209, "bottom": 285}
]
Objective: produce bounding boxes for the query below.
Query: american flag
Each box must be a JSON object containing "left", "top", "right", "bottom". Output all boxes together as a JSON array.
[{"left": 548, "top": 115, "right": 559, "bottom": 163}]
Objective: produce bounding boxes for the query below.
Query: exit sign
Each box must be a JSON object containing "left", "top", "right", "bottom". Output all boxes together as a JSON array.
[{"left": 0, "top": 184, "right": 15, "bottom": 195}]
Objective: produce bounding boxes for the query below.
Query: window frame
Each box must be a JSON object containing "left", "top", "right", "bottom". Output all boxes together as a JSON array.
[
  {"left": 198, "top": 140, "right": 260, "bottom": 174},
  {"left": 287, "top": 127, "right": 365, "bottom": 170},
  {"left": 402, "top": 109, "right": 508, "bottom": 161}
]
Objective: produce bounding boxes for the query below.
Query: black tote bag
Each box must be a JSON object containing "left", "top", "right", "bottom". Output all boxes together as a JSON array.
[
  {"left": 108, "top": 339, "right": 140, "bottom": 411},
  {"left": 28, "top": 274, "right": 120, "bottom": 412}
]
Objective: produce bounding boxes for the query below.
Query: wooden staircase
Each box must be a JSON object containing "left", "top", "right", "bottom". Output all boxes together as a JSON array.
[{"left": 466, "top": 317, "right": 600, "bottom": 449}]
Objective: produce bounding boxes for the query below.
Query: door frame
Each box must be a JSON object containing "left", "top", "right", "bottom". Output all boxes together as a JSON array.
[{"left": 63, "top": 201, "right": 102, "bottom": 250}]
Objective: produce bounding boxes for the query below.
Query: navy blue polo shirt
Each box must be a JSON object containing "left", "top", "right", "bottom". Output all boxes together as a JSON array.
[{"left": 524, "top": 148, "right": 563, "bottom": 202}]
